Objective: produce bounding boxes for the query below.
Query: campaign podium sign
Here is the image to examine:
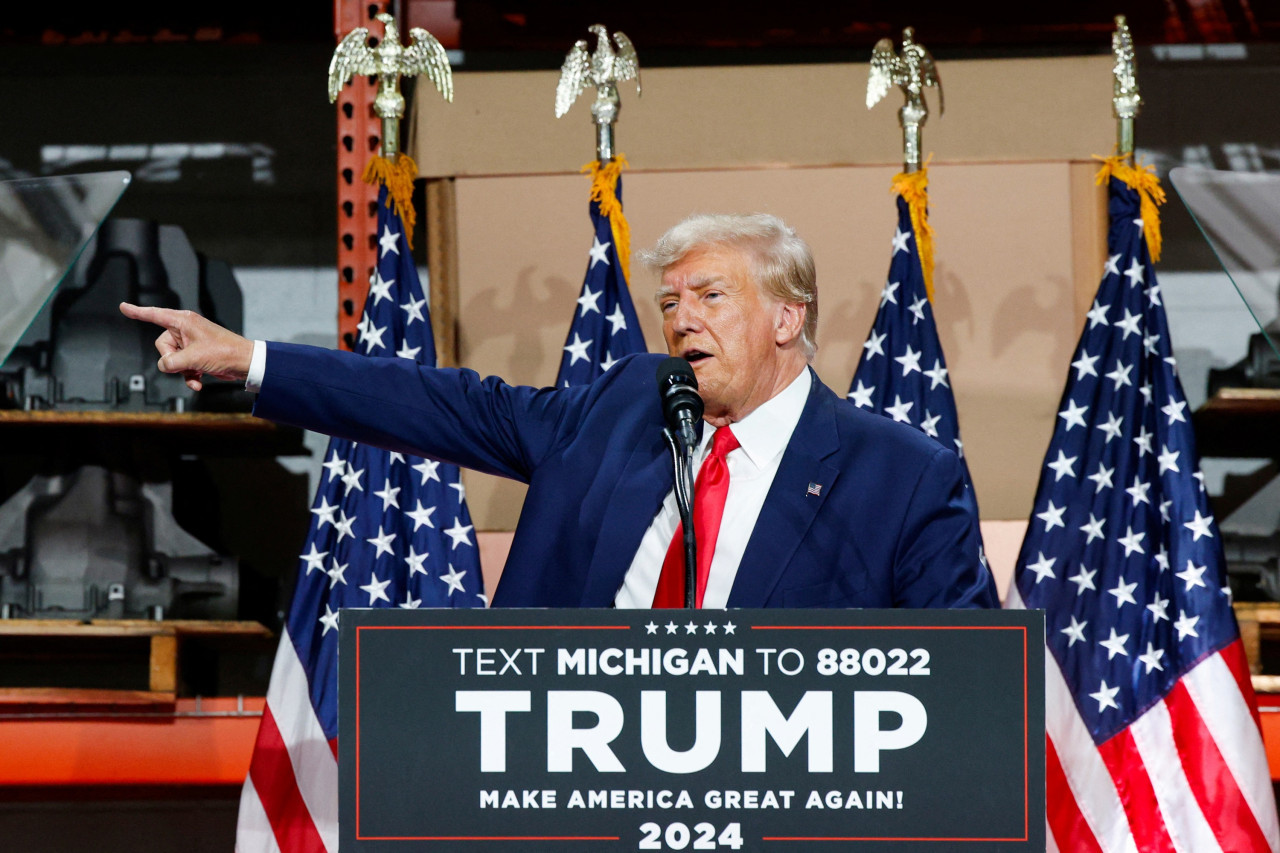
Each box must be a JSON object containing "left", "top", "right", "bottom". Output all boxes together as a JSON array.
[{"left": 340, "top": 608, "right": 1044, "bottom": 852}]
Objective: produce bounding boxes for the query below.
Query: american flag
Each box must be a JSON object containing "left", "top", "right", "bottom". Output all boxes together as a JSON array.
[
  {"left": 848, "top": 177, "right": 981, "bottom": 524},
  {"left": 555, "top": 160, "right": 647, "bottom": 387},
  {"left": 1008, "top": 161, "right": 1279, "bottom": 852},
  {"left": 235, "top": 174, "right": 486, "bottom": 853}
]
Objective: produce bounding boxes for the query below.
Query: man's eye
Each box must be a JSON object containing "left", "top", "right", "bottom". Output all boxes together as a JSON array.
[{"left": 660, "top": 301, "right": 676, "bottom": 312}]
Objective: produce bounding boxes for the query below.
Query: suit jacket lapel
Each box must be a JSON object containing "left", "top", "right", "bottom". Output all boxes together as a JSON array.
[
  {"left": 577, "top": 426, "right": 684, "bottom": 606},
  {"left": 727, "top": 374, "right": 841, "bottom": 608}
]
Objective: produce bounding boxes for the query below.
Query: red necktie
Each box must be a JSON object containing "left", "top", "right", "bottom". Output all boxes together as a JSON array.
[{"left": 652, "top": 426, "right": 740, "bottom": 609}]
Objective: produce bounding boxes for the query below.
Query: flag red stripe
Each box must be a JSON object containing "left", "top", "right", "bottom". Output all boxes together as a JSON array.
[
  {"left": 1166, "top": 680, "right": 1271, "bottom": 853},
  {"left": 248, "top": 705, "right": 328, "bottom": 853},
  {"left": 1219, "top": 638, "right": 1263, "bottom": 731},
  {"left": 1045, "top": 734, "right": 1105, "bottom": 853},
  {"left": 1097, "top": 727, "right": 1176, "bottom": 853}
]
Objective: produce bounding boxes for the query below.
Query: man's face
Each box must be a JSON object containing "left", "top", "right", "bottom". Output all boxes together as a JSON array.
[{"left": 658, "top": 244, "right": 802, "bottom": 426}]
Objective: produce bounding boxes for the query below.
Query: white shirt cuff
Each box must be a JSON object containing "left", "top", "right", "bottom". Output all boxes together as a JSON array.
[{"left": 245, "top": 340, "right": 267, "bottom": 393}]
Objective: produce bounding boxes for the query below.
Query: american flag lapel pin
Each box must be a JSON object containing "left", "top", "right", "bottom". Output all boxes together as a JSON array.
[{"left": 807, "top": 482, "right": 822, "bottom": 497}]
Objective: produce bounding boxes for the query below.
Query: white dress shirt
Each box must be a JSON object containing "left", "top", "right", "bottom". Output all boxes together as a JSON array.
[
  {"left": 246, "top": 340, "right": 268, "bottom": 392},
  {"left": 612, "top": 368, "right": 812, "bottom": 610},
  {"left": 247, "top": 341, "right": 811, "bottom": 609}
]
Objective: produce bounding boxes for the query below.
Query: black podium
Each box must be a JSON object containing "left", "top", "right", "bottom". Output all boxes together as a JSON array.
[{"left": 340, "top": 608, "right": 1045, "bottom": 852}]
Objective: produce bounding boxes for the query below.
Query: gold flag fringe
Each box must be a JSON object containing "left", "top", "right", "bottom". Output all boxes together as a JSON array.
[
  {"left": 891, "top": 166, "right": 936, "bottom": 301},
  {"left": 581, "top": 155, "right": 632, "bottom": 286},
  {"left": 1094, "top": 155, "right": 1166, "bottom": 263},
  {"left": 363, "top": 153, "right": 419, "bottom": 250}
]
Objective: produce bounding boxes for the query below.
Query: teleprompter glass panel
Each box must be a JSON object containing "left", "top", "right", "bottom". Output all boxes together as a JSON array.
[
  {"left": 0, "top": 171, "right": 131, "bottom": 367},
  {"left": 1169, "top": 167, "right": 1280, "bottom": 365}
]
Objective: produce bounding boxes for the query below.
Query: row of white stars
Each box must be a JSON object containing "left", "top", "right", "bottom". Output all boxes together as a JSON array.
[
  {"left": 1079, "top": 292, "right": 1175, "bottom": 380},
  {"left": 316, "top": 566, "right": 485, "bottom": 636},
  {"left": 575, "top": 285, "right": 631, "bottom": 332},
  {"left": 1061, "top": 614, "right": 1198, "bottom": 669},
  {"left": 1102, "top": 247, "right": 1156, "bottom": 292},
  {"left": 310, "top": 498, "right": 474, "bottom": 550},
  {"left": 307, "top": 544, "right": 470, "bottom": 596},
  {"left": 1036, "top": 493, "right": 1213, "bottom": 539},
  {"left": 859, "top": 335, "right": 951, "bottom": 389},
  {"left": 322, "top": 450, "right": 468, "bottom": 496},
  {"left": 1041, "top": 438, "right": 1205, "bottom": 489},
  {"left": 877, "top": 281, "right": 931, "bottom": 329},
  {"left": 1027, "top": 542, "right": 1221, "bottom": 601},
  {"left": 564, "top": 332, "right": 626, "bottom": 370},
  {"left": 1058, "top": 394, "right": 1185, "bottom": 435},
  {"left": 849, "top": 387, "right": 946, "bottom": 436},
  {"left": 357, "top": 307, "right": 428, "bottom": 360},
  {"left": 645, "top": 621, "right": 737, "bottom": 635}
]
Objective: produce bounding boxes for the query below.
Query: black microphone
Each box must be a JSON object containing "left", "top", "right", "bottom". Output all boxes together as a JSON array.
[
  {"left": 656, "top": 356, "right": 703, "bottom": 451},
  {"left": 657, "top": 356, "right": 702, "bottom": 608}
]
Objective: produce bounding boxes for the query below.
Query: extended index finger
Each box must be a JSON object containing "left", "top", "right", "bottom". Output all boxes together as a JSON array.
[{"left": 119, "top": 302, "right": 183, "bottom": 331}]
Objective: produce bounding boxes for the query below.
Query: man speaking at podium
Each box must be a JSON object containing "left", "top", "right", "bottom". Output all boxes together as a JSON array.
[{"left": 121, "top": 213, "right": 997, "bottom": 611}]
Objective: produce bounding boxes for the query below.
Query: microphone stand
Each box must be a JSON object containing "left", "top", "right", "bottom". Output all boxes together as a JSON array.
[{"left": 662, "top": 426, "right": 698, "bottom": 609}]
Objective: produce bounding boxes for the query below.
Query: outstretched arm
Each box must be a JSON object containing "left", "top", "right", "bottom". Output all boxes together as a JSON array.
[{"left": 118, "top": 302, "right": 254, "bottom": 391}]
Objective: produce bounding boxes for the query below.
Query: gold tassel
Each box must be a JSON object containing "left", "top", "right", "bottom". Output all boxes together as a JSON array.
[
  {"left": 1094, "top": 154, "right": 1167, "bottom": 262},
  {"left": 891, "top": 166, "right": 936, "bottom": 301},
  {"left": 581, "top": 155, "right": 632, "bottom": 286},
  {"left": 363, "top": 153, "right": 420, "bottom": 249}
]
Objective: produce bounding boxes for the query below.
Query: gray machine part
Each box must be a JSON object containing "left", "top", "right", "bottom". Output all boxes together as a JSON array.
[
  {"left": 1, "top": 217, "right": 243, "bottom": 412},
  {"left": 0, "top": 466, "right": 237, "bottom": 620},
  {"left": 1220, "top": 474, "right": 1280, "bottom": 602}
]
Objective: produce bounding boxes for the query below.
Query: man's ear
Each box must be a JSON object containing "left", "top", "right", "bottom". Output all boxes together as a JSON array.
[{"left": 775, "top": 301, "right": 806, "bottom": 346}]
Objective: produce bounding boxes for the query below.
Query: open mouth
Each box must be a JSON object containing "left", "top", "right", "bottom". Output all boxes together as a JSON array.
[{"left": 683, "top": 350, "right": 711, "bottom": 364}]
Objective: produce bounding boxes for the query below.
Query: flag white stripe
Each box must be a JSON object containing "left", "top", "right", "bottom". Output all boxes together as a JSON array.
[
  {"left": 1040, "top": 642, "right": 1139, "bottom": 851},
  {"left": 264, "top": 630, "right": 340, "bottom": 853},
  {"left": 1129, "top": 699, "right": 1223, "bottom": 853},
  {"left": 1046, "top": 823, "right": 1061, "bottom": 853},
  {"left": 236, "top": 775, "right": 285, "bottom": 853},
  {"left": 1182, "top": 653, "right": 1280, "bottom": 851},
  {"left": 1045, "top": 693, "right": 1138, "bottom": 853}
]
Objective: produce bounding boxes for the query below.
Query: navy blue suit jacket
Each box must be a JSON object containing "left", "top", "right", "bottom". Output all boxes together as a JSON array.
[{"left": 254, "top": 345, "right": 997, "bottom": 609}]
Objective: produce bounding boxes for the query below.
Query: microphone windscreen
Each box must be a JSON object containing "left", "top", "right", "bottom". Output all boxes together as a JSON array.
[
  {"left": 656, "top": 355, "right": 697, "bottom": 391},
  {"left": 656, "top": 356, "right": 704, "bottom": 429}
]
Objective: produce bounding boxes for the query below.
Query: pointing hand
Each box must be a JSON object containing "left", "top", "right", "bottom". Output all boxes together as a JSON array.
[{"left": 119, "top": 302, "right": 254, "bottom": 392}]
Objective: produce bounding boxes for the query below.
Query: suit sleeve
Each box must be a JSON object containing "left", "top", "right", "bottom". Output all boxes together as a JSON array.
[
  {"left": 891, "top": 445, "right": 1000, "bottom": 609},
  {"left": 252, "top": 342, "right": 587, "bottom": 483}
]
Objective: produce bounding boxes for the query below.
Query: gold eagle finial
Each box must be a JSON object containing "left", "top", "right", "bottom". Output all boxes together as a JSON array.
[
  {"left": 328, "top": 12, "right": 453, "bottom": 158},
  {"left": 555, "top": 24, "right": 641, "bottom": 161},
  {"left": 867, "top": 27, "right": 943, "bottom": 173},
  {"left": 1112, "top": 15, "right": 1141, "bottom": 159}
]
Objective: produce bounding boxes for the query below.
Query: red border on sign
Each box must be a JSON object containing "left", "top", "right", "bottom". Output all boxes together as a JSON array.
[
  {"left": 355, "top": 622, "right": 1033, "bottom": 845},
  {"left": 355, "top": 624, "right": 629, "bottom": 842},
  {"left": 752, "top": 624, "right": 1031, "bottom": 844}
]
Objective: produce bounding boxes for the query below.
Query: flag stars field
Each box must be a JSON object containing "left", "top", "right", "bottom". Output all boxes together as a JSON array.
[
  {"left": 848, "top": 182, "right": 983, "bottom": 562},
  {"left": 556, "top": 162, "right": 646, "bottom": 387},
  {"left": 249, "top": 173, "right": 488, "bottom": 850},
  {"left": 1007, "top": 164, "right": 1277, "bottom": 852}
]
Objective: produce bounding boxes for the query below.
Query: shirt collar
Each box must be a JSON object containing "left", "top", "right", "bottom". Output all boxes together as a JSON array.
[{"left": 702, "top": 367, "right": 812, "bottom": 470}]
